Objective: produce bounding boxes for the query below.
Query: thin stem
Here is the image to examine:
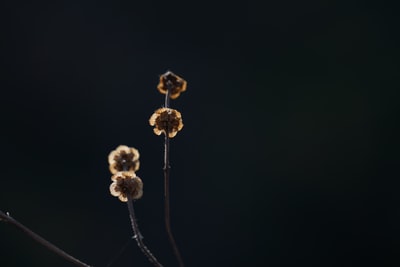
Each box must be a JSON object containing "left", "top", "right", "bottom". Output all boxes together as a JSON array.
[
  {"left": 126, "top": 197, "right": 163, "bottom": 267},
  {"left": 0, "top": 210, "right": 92, "bottom": 267},
  {"left": 163, "top": 86, "right": 185, "bottom": 267},
  {"left": 164, "top": 83, "right": 170, "bottom": 108}
]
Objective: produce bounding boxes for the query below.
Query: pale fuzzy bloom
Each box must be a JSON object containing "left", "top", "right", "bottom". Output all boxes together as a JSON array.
[
  {"left": 108, "top": 145, "right": 140, "bottom": 174},
  {"left": 157, "top": 71, "right": 187, "bottom": 99},
  {"left": 110, "top": 171, "right": 143, "bottom": 202},
  {"left": 149, "top": 108, "right": 183, "bottom": 138}
]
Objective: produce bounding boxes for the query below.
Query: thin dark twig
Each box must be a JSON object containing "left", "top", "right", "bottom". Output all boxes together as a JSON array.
[
  {"left": 163, "top": 85, "right": 185, "bottom": 267},
  {"left": 0, "top": 210, "right": 92, "bottom": 267},
  {"left": 126, "top": 197, "right": 163, "bottom": 267}
]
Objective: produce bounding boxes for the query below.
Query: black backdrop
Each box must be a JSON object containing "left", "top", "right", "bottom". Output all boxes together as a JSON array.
[{"left": 0, "top": 1, "right": 399, "bottom": 267}]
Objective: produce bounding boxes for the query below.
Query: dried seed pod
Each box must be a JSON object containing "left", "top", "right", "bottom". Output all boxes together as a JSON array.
[
  {"left": 157, "top": 71, "right": 187, "bottom": 99},
  {"left": 110, "top": 171, "right": 143, "bottom": 202},
  {"left": 149, "top": 108, "right": 183, "bottom": 138},
  {"left": 108, "top": 145, "right": 140, "bottom": 174}
]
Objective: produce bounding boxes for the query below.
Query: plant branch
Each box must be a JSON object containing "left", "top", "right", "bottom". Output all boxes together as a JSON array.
[
  {"left": 163, "top": 87, "right": 185, "bottom": 267},
  {"left": 0, "top": 210, "right": 92, "bottom": 267},
  {"left": 126, "top": 197, "right": 163, "bottom": 267}
]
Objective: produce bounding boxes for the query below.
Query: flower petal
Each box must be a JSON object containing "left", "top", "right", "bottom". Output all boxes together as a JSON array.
[
  {"left": 118, "top": 194, "right": 128, "bottom": 202},
  {"left": 153, "top": 128, "right": 163, "bottom": 136},
  {"left": 108, "top": 150, "right": 118, "bottom": 165},
  {"left": 109, "top": 182, "right": 120, "bottom": 196},
  {"left": 109, "top": 163, "right": 119, "bottom": 175}
]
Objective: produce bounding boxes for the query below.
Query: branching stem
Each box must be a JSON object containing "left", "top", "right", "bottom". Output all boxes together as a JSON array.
[
  {"left": 126, "top": 197, "right": 163, "bottom": 267},
  {"left": 0, "top": 210, "right": 92, "bottom": 267},
  {"left": 163, "top": 86, "right": 185, "bottom": 267}
]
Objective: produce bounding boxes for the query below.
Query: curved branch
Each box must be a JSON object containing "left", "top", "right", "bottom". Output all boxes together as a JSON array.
[
  {"left": 163, "top": 85, "right": 185, "bottom": 267},
  {"left": 0, "top": 210, "right": 92, "bottom": 267},
  {"left": 126, "top": 198, "right": 163, "bottom": 267}
]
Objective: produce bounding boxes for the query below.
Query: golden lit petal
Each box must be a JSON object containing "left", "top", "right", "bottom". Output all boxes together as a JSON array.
[
  {"left": 170, "top": 93, "right": 180, "bottom": 99},
  {"left": 175, "top": 110, "right": 182, "bottom": 118},
  {"left": 109, "top": 163, "right": 118, "bottom": 175},
  {"left": 111, "top": 172, "right": 119, "bottom": 181},
  {"left": 157, "top": 75, "right": 168, "bottom": 94},
  {"left": 116, "top": 145, "right": 130, "bottom": 153},
  {"left": 109, "top": 182, "right": 120, "bottom": 196},
  {"left": 130, "top": 161, "right": 140, "bottom": 172},
  {"left": 168, "top": 131, "right": 178, "bottom": 138},
  {"left": 118, "top": 194, "right": 128, "bottom": 202},
  {"left": 122, "top": 171, "right": 136, "bottom": 179},
  {"left": 153, "top": 128, "right": 163, "bottom": 136},
  {"left": 178, "top": 121, "right": 184, "bottom": 131},
  {"left": 149, "top": 113, "right": 158, "bottom": 126},
  {"left": 108, "top": 150, "right": 118, "bottom": 165},
  {"left": 111, "top": 171, "right": 134, "bottom": 181},
  {"left": 180, "top": 80, "right": 187, "bottom": 92},
  {"left": 129, "top": 147, "right": 140, "bottom": 161},
  {"left": 157, "top": 87, "right": 167, "bottom": 95}
]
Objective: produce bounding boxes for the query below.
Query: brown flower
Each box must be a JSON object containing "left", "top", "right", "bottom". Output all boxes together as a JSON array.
[
  {"left": 157, "top": 71, "right": 187, "bottom": 99},
  {"left": 108, "top": 145, "right": 140, "bottom": 174},
  {"left": 110, "top": 171, "right": 143, "bottom": 202},
  {"left": 149, "top": 108, "right": 183, "bottom": 138}
]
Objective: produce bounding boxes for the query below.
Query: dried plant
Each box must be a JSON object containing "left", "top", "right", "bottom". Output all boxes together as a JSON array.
[
  {"left": 149, "top": 71, "right": 186, "bottom": 267},
  {"left": 108, "top": 145, "right": 141, "bottom": 174},
  {"left": 149, "top": 108, "right": 184, "bottom": 138},
  {"left": 0, "top": 71, "right": 188, "bottom": 267},
  {"left": 0, "top": 210, "right": 92, "bottom": 267},
  {"left": 107, "top": 145, "right": 162, "bottom": 267}
]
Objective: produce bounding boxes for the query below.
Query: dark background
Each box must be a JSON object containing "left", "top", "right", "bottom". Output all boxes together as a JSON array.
[{"left": 0, "top": 1, "right": 399, "bottom": 266}]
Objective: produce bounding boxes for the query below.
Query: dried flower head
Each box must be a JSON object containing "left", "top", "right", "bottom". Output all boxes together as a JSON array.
[
  {"left": 110, "top": 171, "right": 143, "bottom": 202},
  {"left": 108, "top": 145, "right": 140, "bottom": 174},
  {"left": 157, "top": 71, "right": 187, "bottom": 99},
  {"left": 149, "top": 108, "right": 183, "bottom": 138}
]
